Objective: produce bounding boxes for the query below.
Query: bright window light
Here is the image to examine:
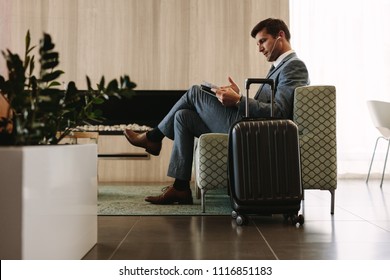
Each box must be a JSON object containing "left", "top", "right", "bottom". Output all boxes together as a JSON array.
[{"left": 290, "top": 0, "right": 390, "bottom": 176}]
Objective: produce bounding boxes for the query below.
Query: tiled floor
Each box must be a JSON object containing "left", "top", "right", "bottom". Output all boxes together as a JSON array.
[{"left": 83, "top": 178, "right": 390, "bottom": 260}]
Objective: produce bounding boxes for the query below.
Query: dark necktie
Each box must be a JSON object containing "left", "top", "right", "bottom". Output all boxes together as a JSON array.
[
  {"left": 266, "top": 65, "right": 275, "bottom": 77},
  {"left": 254, "top": 65, "right": 275, "bottom": 99}
]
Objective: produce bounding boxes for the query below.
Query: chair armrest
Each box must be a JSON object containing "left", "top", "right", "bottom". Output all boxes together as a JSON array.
[{"left": 194, "top": 133, "right": 229, "bottom": 190}]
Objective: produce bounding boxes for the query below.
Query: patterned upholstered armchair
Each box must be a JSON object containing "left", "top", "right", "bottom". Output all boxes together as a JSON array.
[
  {"left": 293, "top": 85, "right": 337, "bottom": 214},
  {"left": 194, "top": 133, "right": 229, "bottom": 213},
  {"left": 194, "top": 85, "right": 337, "bottom": 214}
]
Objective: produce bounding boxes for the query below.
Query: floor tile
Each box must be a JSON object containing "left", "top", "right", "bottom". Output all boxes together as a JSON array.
[
  {"left": 83, "top": 178, "right": 390, "bottom": 260},
  {"left": 112, "top": 216, "right": 275, "bottom": 260}
]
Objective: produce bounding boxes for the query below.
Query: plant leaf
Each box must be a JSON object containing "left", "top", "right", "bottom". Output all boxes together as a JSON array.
[
  {"left": 98, "top": 76, "right": 105, "bottom": 90},
  {"left": 29, "top": 55, "right": 35, "bottom": 76},
  {"left": 86, "top": 76, "right": 92, "bottom": 91},
  {"left": 48, "top": 81, "right": 62, "bottom": 88},
  {"left": 25, "top": 30, "right": 31, "bottom": 54},
  {"left": 92, "top": 97, "right": 105, "bottom": 104},
  {"left": 41, "top": 52, "right": 58, "bottom": 61},
  {"left": 41, "top": 70, "right": 64, "bottom": 82},
  {"left": 41, "top": 60, "right": 59, "bottom": 70},
  {"left": 106, "top": 79, "right": 118, "bottom": 92},
  {"left": 39, "top": 33, "right": 55, "bottom": 53}
]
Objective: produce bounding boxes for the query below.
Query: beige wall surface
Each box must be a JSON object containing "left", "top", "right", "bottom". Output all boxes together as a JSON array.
[{"left": 0, "top": 0, "right": 288, "bottom": 91}]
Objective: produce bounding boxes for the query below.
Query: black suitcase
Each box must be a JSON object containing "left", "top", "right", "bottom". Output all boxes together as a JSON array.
[{"left": 228, "top": 78, "right": 304, "bottom": 226}]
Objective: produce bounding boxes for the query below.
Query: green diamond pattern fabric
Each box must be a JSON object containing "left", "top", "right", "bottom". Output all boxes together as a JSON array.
[
  {"left": 195, "top": 133, "right": 229, "bottom": 190},
  {"left": 194, "top": 133, "right": 229, "bottom": 212},
  {"left": 293, "top": 86, "right": 337, "bottom": 192}
]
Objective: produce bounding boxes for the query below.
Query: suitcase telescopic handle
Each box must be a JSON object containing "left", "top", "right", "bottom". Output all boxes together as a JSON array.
[{"left": 244, "top": 78, "right": 275, "bottom": 118}]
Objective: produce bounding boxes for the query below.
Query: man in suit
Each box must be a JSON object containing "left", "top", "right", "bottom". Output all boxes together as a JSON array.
[{"left": 124, "top": 18, "right": 309, "bottom": 204}]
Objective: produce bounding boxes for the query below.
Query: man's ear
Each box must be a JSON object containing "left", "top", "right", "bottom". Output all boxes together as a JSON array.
[{"left": 277, "top": 31, "right": 285, "bottom": 39}]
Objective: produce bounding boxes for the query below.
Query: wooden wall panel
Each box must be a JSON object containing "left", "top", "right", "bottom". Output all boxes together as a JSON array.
[
  {"left": 0, "top": 0, "right": 289, "bottom": 91},
  {"left": 97, "top": 136, "right": 175, "bottom": 183}
]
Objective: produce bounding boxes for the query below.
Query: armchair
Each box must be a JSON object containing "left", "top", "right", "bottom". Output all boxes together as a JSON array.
[
  {"left": 194, "top": 133, "right": 229, "bottom": 213},
  {"left": 194, "top": 85, "right": 337, "bottom": 214},
  {"left": 293, "top": 85, "right": 337, "bottom": 214}
]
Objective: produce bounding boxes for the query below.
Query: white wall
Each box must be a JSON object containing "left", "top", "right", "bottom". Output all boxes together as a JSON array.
[{"left": 290, "top": 0, "right": 390, "bottom": 177}]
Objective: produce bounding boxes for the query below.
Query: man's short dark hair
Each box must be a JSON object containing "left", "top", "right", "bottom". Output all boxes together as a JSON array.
[{"left": 251, "top": 18, "right": 291, "bottom": 41}]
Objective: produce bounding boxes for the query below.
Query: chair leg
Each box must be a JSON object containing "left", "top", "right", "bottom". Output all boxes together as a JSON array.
[
  {"left": 380, "top": 139, "right": 390, "bottom": 188},
  {"left": 329, "top": 189, "right": 335, "bottom": 215},
  {"left": 201, "top": 189, "right": 207, "bottom": 213},
  {"left": 366, "top": 137, "right": 381, "bottom": 184},
  {"left": 195, "top": 184, "right": 201, "bottom": 199}
]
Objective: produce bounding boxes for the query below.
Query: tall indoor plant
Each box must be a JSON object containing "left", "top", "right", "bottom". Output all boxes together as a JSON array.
[{"left": 0, "top": 32, "right": 136, "bottom": 260}]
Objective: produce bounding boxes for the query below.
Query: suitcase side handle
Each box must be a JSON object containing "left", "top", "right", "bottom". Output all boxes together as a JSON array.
[{"left": 244, "top": 78, "right": 275, "bottom": 117}]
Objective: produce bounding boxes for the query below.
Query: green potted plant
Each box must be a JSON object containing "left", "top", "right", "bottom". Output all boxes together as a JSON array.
[
  {"left": 0, "top": 31, "right": 136, "bottom": 145},
  {"left": 0, "top": 31, "right": 136, "bottom": 260}
]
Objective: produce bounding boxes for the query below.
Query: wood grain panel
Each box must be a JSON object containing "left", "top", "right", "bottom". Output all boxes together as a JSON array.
[
  {"left": 1, "top": 0, "right": 288, "bottom": 91},
  {"left": 98, "top": 135, "right": 174, "bottom": 183}
]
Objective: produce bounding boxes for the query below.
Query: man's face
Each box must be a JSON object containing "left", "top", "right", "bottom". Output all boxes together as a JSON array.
[{"left": 255, "top": 29, "right": 280, "bottom": 62}]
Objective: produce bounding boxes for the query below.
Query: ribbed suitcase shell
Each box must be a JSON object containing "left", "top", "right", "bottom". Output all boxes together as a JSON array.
[{"left": 228, "top": 118, "right": 303, "bottom": 215}]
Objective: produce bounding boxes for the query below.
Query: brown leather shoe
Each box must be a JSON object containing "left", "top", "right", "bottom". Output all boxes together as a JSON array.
[
  {"left": 145, "top": 185, "right": 193, "bottom": 205},
  {"left": 123, "top": 129, "right": 162, "bottom": 156}
]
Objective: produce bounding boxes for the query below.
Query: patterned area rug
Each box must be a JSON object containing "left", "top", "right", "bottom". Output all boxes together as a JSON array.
[{"left": 98, "top": 184, "right": 232, "bottom": 216}]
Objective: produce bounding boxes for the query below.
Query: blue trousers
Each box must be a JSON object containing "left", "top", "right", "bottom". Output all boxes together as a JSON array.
[{"left": 157, "top": 85, "right": 242, "bottom": 181}]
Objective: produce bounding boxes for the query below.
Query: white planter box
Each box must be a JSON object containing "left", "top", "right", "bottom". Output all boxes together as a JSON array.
[{"left": 0, "top": 144, "right": 97, "bottom": 259}]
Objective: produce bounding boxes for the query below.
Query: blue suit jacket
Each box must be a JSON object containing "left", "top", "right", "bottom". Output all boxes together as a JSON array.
[{"left": 238, "top": 52, "right": 309, "bottom": 119}]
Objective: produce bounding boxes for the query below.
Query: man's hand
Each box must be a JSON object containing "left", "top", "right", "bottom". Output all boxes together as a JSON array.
[
  {"left": 228, "top": 76, "right": 240, "bottom": 95},
  {"left": 215, "top": 76, "right": 241, "bottom": 107}
]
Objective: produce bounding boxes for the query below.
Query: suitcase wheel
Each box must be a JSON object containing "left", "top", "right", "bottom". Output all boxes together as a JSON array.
[
  {"left": 284, "top": 213, "right": 304, "bottom": 226},
  {"left": 235, "top": 214, "right": 247, "bottom": 226},
  {"left": 231, "top": 211, "right": 247, "bottom": 226},
  {"left": 296, "top": 214, "right": 305, "bottom": 226}
]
